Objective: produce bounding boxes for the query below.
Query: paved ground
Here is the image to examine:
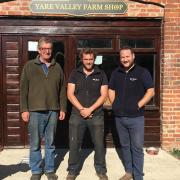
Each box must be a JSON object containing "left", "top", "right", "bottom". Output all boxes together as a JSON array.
[{"left": 0, "top": 148, "right": 180, "bottom": 180}]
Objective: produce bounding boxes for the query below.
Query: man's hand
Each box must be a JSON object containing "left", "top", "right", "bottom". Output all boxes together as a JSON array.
[
  {"left": 59, "top": 111, "right": 66, "bottom": 120},
  {"left": 80, "top": 108, "right": 93, "bottom": 119},
  {"left": 21, "top": 111, "right": 30, "bottom": 122}
]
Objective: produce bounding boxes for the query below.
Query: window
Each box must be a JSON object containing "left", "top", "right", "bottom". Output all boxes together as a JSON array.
[
  {"left": 135, "top": 54, "right": 155, "bottom": 79},
  {"left": 120, "top": 38, "right": 154, "bottom": 48},
  {"left": 135, "top": 54, "right": 156, "bottom": 105}
]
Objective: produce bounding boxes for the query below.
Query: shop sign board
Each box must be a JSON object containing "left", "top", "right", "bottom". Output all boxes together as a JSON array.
[{"left": 29, "top": 0, "right": 128, "bottom": 16}]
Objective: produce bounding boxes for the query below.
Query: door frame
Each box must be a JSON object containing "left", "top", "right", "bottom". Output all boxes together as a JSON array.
[
  {"left": 0, "top": 35, "right": 3, "bottom": 150},
  {"left": 0, "top": 17, "right": 161, "bottom": 147}
]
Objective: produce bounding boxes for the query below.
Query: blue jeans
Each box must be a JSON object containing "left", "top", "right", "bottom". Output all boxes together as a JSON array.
[
  {"left": 67, "top": 114, "right": 107, "bottom": 175},
  {"left": 115, "top": 116, "right": 144, "bottom": 180},
  {"left": 28, "top": 111, "right": 58, "bottom": 174}
]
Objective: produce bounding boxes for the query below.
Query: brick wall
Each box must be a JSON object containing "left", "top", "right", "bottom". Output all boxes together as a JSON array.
[
  {"left": 161, "top": 1, "right": 180, "bottom": 150},
  {"left": 0, "top": 0, "right": 180, "bottom": 150},
  {"left": 0, "top": 0, "right": 30, "bottom": 15}
]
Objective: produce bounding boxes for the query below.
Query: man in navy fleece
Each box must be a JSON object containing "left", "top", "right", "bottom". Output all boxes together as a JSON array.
[{"left": 108, "top": 47, "right": 154, "bottom": 180}]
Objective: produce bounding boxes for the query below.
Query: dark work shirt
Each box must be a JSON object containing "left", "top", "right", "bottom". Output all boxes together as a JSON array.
[
  {"left": 109, "top": 64, "right": 153, "bottom": 117},
  {"left": 68, "top": 65, "right": 108, "bottom": 116}
]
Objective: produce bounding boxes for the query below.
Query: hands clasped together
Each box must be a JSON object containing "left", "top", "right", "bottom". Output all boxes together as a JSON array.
[{"left": 79, "top": 108, "right": 93, "bottom": 119}]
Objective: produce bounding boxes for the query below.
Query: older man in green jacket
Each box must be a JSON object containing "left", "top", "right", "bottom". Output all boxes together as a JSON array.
[{"left": 20, "top": 37, "right": 67, "bottom": 180}]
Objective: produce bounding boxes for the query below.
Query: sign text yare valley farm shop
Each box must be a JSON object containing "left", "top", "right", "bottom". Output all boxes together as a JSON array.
[{"left": 29, "top": 0, "right": 127, "bottom": 16}]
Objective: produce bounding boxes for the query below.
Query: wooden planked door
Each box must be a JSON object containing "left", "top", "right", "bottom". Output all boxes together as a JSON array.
[
  {"left": 2, "top": 36, "right": 24, "bottom": 147},
  {"left": 0, "top": 35, "right": 3, "bottom": 150}
]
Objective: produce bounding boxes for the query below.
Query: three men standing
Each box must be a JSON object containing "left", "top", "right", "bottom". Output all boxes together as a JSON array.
[
  {"left": 20, "top": 37, "right": 67, "bottom": 180},
  {"left": 109, "top": 47, "right": 154, "bottom": 180},
  {"left": 20, "top": 38, "right": 154, "bottom": 180}
]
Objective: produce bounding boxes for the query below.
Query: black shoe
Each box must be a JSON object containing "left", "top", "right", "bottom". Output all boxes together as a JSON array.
[
  {"left": 66, "top": 173, "right": 77, "bottom": 180},
  {"left": 45, "top": 172, "right": 58, "bottom": 180},
  {"left": 96, "top": 173, "right": 109, "bottom": 180},
  {"left": 30, "top": 173, "right": 42, "bottom": 180}
]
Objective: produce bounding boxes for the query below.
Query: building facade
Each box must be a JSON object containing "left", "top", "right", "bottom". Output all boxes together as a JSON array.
[{"left": 0, "top": 0, "right": 179, "bottom": 151}]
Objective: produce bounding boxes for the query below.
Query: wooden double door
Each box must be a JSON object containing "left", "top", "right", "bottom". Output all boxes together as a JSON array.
[{"left": 0, "top": 18, "right": 161, "bottom": 148}]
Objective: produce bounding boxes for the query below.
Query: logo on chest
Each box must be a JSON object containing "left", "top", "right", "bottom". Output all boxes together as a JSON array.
[
  {"left": 129, "top": 77, "right": 138, "bottom": 81},
  {"left": 92, "top": 78, "right": 100, "bottom": 82}
]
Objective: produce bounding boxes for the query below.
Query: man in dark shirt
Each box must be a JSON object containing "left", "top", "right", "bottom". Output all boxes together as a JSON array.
[
  {"left": 66, "top": 48, "right": 108, "bottom": 180},
  {"left": 20, "top": 37, "right": 67, "bottom": 180},
  {"left": 109, "top": 47, "right": 154, "bottom": 180}
]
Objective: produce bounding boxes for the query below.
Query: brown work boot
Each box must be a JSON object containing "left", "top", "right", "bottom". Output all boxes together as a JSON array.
[
  {"left": 45, "top": 172, "right": 58, "bottom": 180},
  {"left": 66, "top": 173, "right": 77, "bottom": 180},
  {"left": 96, "top": 173, "right": 108, "bottom": 180},
  {"left": 119, "top": 172, "right": 133, "bottom": 180},
  {"left": 30, "top": 173, "right": 42, "bottom": 180}
]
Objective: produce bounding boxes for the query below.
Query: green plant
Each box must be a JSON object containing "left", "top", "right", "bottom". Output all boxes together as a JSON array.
[{"left": 170, "top": 148, "right": 180, "bottom": 160}]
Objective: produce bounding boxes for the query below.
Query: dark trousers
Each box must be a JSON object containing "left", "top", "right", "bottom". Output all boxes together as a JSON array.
[
  {"left": 67, "top": 114, "right": 107, "bottom": 175},
  {"left": 115, "top": 116, "right": 144, "bottom": 180}
]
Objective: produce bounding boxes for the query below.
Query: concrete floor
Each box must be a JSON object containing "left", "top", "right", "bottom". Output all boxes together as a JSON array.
[{"left": 0, "top": 148, "right": 180, "bottom": 180}]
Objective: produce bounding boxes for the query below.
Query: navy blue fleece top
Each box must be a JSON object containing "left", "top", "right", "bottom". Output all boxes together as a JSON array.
[{"left": 109, "top": 64, "right": 153, "bottom": 117}]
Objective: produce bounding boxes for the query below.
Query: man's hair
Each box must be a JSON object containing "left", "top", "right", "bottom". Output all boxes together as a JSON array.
[
  {"left": 38, "top": 37, "right": 53, "bottom": 49},
  {"left": 79, "top": 48, "right": 96, "bottom": 59},
  {"left": 120, "top": 46, "right": 134, "bottom": 54}
]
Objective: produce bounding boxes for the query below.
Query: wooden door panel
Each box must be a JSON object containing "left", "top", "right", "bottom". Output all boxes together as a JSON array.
[
  {"left": 2, "top": 36, "right": 24, "bottom": 147},
  {"left": 0, "top": 35, "right": 3, "bottom": 150}
]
